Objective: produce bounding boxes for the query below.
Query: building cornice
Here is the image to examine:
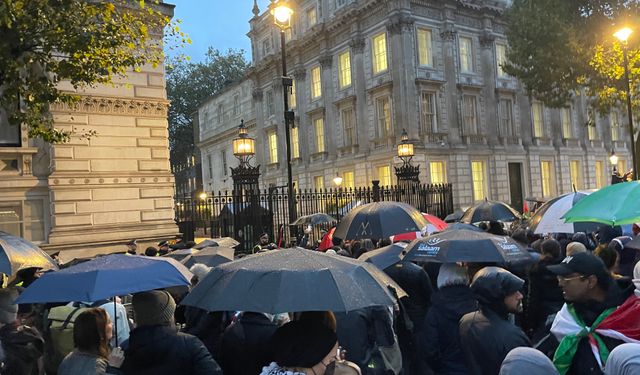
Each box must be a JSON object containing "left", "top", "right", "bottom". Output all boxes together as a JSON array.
[{"left": 51, "top": 95, "right": 169, "bottom": 117}]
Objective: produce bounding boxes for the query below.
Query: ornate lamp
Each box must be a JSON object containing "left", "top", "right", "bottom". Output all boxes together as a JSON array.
[
  {"left": 397, "top": 129, "right": 414, "bottom": 165},
  {"left": 609, "top": 151, "right": 619, "bottom": 167},
  {"left": 270, "top": 0, "right": 293, "bottom": 30},
  {"left": 232, "top": 120, "right": 255, "bottom": 166},
  {"left": 333, "top": 173, "right": 343, "bottom": 187}
]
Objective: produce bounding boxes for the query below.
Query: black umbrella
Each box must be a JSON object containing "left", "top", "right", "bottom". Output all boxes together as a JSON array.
[
  {"left": 162, "top": 248, "right": 197, "bottom": 261},
  {"left": 444, "top": 209, "right": 464, "bottom": 223},
  {"left": 181, "top": 247, "right": 234, "bottom": 268},
  {"left": 181, "top": 248, "right": 406, "bottom": 313},
  {"left": 333, "top": 202, "right": 428, "bottom": 241},
  {"left": 358, "top": 242, "right": 407, "bottom": 270},
  {"left": 193, "top": 237, "right": 239, "bottom": 250},
  {"left": 460, "top": 200, "right": 521, "bottom": 224},
  {"left": 403, "top": 230, "right": 532, "bottom": 264},
  {"left": 291, "top": 213, "right": 337, "bottom": 226},
  {"left": 0, "top": 231, "right": 58, "bottom": 276},
  {"left": 443, "top": 223, "right": 485, "bottom": 233}
]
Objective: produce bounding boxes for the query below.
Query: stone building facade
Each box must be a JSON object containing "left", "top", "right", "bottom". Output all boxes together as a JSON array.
[
  {"left": 0, "top": 2, "right": 178, "bottom": 260},
  {"left": 197, "top": 0, "right": 632, "bottom": 210}
]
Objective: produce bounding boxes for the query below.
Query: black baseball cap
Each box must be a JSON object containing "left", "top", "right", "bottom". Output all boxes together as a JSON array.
[{"left": 547, "top": 252, "right": 608, "bottom": 277}]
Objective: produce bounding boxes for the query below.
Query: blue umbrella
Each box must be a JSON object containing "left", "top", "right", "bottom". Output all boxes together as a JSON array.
[
  {"left": 16, "top": 254, "right": 192, "bottom": 304},
  {"left": 0, "top": 231, "right": 58, "bottom": 276}
]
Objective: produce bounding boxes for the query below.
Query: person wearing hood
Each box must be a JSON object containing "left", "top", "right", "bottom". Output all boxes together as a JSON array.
[
  {"left": 603, "top": 343, "right": 640, "bottom": 375},
  {"left": 418, "top": 263, "right": 477, "bottom": 375},
  {"left": 459, "top": 267, "right": 531, "bottom": 375},
  {"left": 121, "top": 290, "right": 222, "bottom": 375},
  {"left": 499, "top": 347, "right": 559, "bottom": 375}
]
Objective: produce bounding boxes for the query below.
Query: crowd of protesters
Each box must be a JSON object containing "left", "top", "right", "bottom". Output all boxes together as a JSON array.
[{"left": 0, "top": 221, "right": 639, "bottom": 375}]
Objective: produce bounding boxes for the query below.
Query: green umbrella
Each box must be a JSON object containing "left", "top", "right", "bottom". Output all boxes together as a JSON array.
[{"left": 562, "top": 181, "right": 640, "bottom": 226}]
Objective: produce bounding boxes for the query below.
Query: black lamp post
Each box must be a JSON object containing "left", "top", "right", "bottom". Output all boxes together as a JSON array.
[
  {"left": 614, "top": 27, "right": 637, "bottom": 180},
  {"left": 270, "top": 0, "right": 297, "bottom": 244}
]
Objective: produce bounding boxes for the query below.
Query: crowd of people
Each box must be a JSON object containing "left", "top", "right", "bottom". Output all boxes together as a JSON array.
[{"left": 0, "top": 221, "right": 639, "bottom": 375}]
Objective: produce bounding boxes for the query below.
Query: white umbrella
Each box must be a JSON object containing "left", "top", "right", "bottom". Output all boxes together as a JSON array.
[{"left": 529, "top": 191, "right": 601, "bottom": 234}]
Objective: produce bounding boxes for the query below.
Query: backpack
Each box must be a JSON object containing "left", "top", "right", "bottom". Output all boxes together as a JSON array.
[{"left": 43, "top": 301, "right": 108, "bottom": 374}]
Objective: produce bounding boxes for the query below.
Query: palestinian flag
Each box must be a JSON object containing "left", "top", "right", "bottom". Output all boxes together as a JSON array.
[{"left": 551, "top": 295, "right": 640, "bottom": 373}]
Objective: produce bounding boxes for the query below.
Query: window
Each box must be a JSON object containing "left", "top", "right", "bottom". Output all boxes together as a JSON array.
[
  {"left": 291, "top": 126, "right": 300, "bottom": 158},
  {"left": 462, "top": 95, "right": 478, "bottom": 135},
  {"left": 375, "top": 96, "right": 392, "bottom": 138},
  {"left": 587, "top": 110, "right": 597, "bottom": 140},
  {"left": 217, "top": 104, "right": 223, "bottom": 123},
  {"left": 0, "top": 200, "right": 45, "bottom": 243},
  {"left": 459, "top": 36, "right": 473, "bottom": 73},
  {"left": 0, "top": 113, "right": 20, "bottom": 146},
  {"left": 268, "top": 130, "right": 278, "bottom": 163},
  {"left": 314, "top": 117, "right": 325, "bottom": 153},
  {"left": 611, "top": 111, "right": 620, "bottom": 141},
  {"left": 570, "top": 160, "right": 582, "bottom": 190},
  {"left": 496, "top": 43, "right": 507, "bottom": 77},
  {"left": 307, "top": 7, "right": 317, "bottom": 28},
  {"left": 378, "top": 166, "right": 391, "bottom": 187},
  {"left": 618, "top": 159, "right": 627, "bottom": 174},
  {"left": 420, "top": 91, "right": 437, "bottom": 134},
  {"left": 343, "top": 171, "right": 355, "bottom": 189},
  {"left": 430, "top": 162, "right": 446, "bottom": 184},
  {"left": 540, "top": 161, "right": 555, "bottom": 197},
  {"left": 221, "top": 150, "right": 227, "bottom": 176},
  {"left": 499, "top": 99, "right": 514, "bottom": 136},
  {"left": 595, "top": 161, "right": 604, "bottom": 189},
  {"left": 341, "top": 107, "right": 356, "bottom": 146},
  {"left": 471, "top": 161, "right": 487, "bottom": 201},
  {"left": 289, "top": 79, "right": 297, "bottom": 109},
  {"left": 372, "top": 32, "right": 388, "bottom": 74},
  {"left": 417, "top": 28, "right": 433, "bottom": 67},
  {"left": 314, "top": 176, "right": 324, "bottom": 189},
  {"left": 206, "top": 154, "right": 212, "bottom": 179},
  {"left": 262, "top": 37, "right": 272, "bottom": 57},
  {"left": 311, "top": 66, "right": 322, "bottom": 99},
  {"left": 266, "top": 90, "right": 274, "bottom": 117},
  {"left": 561, "top": 107, "right": 572, "bottom": 139},
  {"left": 532, "top": 102, "right": 545, "bottom": 138},
  {"left": 338, "top": 50, "right": 352, "bottom": 88},
  {"left": 233, "top": 94, "right": 240, "bottom": 115}
]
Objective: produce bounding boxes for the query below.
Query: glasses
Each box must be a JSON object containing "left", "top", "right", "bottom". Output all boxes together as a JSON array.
[{"left": 557, "top": 275, "right": 586, "bottom": 283}]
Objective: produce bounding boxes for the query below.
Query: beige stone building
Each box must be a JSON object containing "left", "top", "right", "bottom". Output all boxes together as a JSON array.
[
  {"left": 0, "top": 3, "right": 178, "bottom": 259},
  {"left": 198, "top": 0, "right": 633, "bottom": 211}
]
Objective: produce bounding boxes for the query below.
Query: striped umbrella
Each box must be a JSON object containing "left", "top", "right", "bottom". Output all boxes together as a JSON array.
[{"left": 529, "top": 191, "right": 601, "bottom": 234}]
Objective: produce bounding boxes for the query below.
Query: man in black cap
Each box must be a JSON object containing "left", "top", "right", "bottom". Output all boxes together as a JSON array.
[
  {"left": 157, "top": 241, "right": 171, "bottom": 256},
  {"left": 252, "top": 233, "right": 276, "bottom": 254},
  {"left": 546, "top": 252, "right": 634, "bottom": 375},
  {"left": 459, "top": 267, "right": 531, "bottom": 375},
  {"left": 126, "top": 240, "right": 137, "bottom": 255}
]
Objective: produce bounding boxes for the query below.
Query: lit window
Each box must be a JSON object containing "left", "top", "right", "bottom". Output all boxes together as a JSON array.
[
  {"left": 496, "top": 43, "right": 507, "bottom": 77},
  {"left": 341, "top": 107, "right": 356, "bottom": 146},
  {"left": 314, "top": 117, "right": 325, "bottom": 153},
  {"left": 314, "top": 175, "right": 324, "bottom": 189},
  {"left": 570, "top": 160, "right": 582, "bottom": 190},
  {"left": 459, "top": 36, "right": 473, "bottom": 73},
  {"left": 595, "top": 161, "right": 604, "bottom": 189},
  {"left": 429, "top": 162, "right": 446, "bottom": 184},
  {"left": 471, "top": 161, "right": 487, "bottom": 201},
  {"left": 540, "top": 161, "right": 555, "bottom": 197},
  {"left": 375, "top": 96, "right": 392, "bottom": 138},
  {"left": 311, "top": 66, "right": 322, "bottom": 99},
  {"left": 417, "top": 28, "right": 433, "bottom": 67},
  {"left": 339, "top": 50, "right": 352, "bottom": 88},
  {"left": 343, "top": 171, "right": 355, "bottom": 189},
  {"left": 463, "top": 95, "right": 478, "bottom": 135},
  {"left": 291, "top": 127, "right": 300, "bottom": 158},
  {"left": 499, "top": 99, "right": 514, "bottom": 136},
  {"left": 268, "top": 131, "right": 278, "bottom": 163},
  {"left": 532, "top": 102, "right": 545, "bottom": 138},
  {"left": 307, "top": 7, "right": 317, "bottom": 28},
  {"left": 561, "top": 107, "right": 572, "bottom": 138},
  {"left": 420, "top": 91, "right": 437, "bottom": 134},
  {"left": 610, "top": 112, "right": 620, "bottom": 141},
  {"left": 377, "top": 166, "right": 391, "bottom": 187},
  {"left": 289, "top": 79, "right": 297, "bottom": 109},
  {"left": 372, "top": 33, "right": 388, "bottom": 74}
]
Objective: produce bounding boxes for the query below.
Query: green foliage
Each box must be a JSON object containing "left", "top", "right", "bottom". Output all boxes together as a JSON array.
[
  {"left": 0, "top": 0, "right": 186, "bottom": 143},
  {"left": 504, "top": 0, "right": 639, "bottom": 115},
  {"left": 166, "top": 48, "right": 248, "bottom": 166}
]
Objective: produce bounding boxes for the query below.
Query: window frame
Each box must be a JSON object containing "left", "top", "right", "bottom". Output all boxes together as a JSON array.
[
  {"left": 459, "top": 36, "right": 474, "bottom": 73},
  {"left": 471, "top": 160, "right": 487, "bottom": 201},
  {"left": 268, "top": 130, "right": 278, "bottom": 164},
  {"left": 420, "top": 91, "right": 438, "bottom": 134},
  {"left": 417, "top": 28, "right": 433, "bottom": 67},
  {"left": 340, "top": 106, "right": 356, "bottom": 146},
  {"left": 429, "top": 161, "right": 447, "bottom": 184},
  {"left": 532, "top": 102, "right": 545, "bottom": 138},
  {"left": 372, "top": 32, "right": 388, "bottom": 75},
  {"left": 310, "top": 66, "right": 322, "bottom": 99},
  {"left": 338, "top": 50, "right": 352, "bottom": 89},
  {"left": 462, "top": 95, "right": 478, "bottom": 135},
  {"left": 375, "top": 95, "right": 392, "bottom": 139},
  {"left": 314, "top": 117, "right": 325, "bottom": 153}
]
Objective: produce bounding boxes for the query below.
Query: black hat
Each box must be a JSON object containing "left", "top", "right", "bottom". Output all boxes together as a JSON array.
[
  {"left": 270, "top": 319, "right": 337, "bottom": 368},
  {"left": 547, "top": 252, "right": 608, "bottom": 277}
]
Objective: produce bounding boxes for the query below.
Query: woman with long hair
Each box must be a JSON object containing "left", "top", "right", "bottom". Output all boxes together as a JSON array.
[{"left": 58, "top": 308, "right": 124, "bottom": 375}]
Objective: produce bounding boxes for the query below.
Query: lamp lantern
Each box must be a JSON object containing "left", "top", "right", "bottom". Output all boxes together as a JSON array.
[
  {"left": 610, "top": 151, "right": 619, "bottom": 166},
  {"left": 270, "top": 0, "right": 293, "bottom": 30},
  {"left": 397, "top": 129, "right": 414, "bottom": 164},
  {"left": 333, "top": 174, "right": 343, "bottom": 187},
  {"left": 232, "top": 120, "right": 255, "bottom": 164}
]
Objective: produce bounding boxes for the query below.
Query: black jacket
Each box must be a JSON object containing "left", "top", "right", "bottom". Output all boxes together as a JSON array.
[
  {"left": 418, "top": 285, "right": 477, "bottom": 375},
  {"left": 527, "top": 257, "right": 564, "bottom": 333},
  {"left": 383, "top": 261, "right": 433, "bottom": 332},
  {"left": 183, "top": 306, "right": 226, "bottom": 359},
  {"left": 0, "top": 322, "right": 44, "bottom": 375},
  {"left": 121, "top": 325, "right": 222, "bottom": 375},
  {"left": 219, "top": 312, "right": 278, "bottom": 375},
  {"left": 459, "top": 306, "right": 531, "bottom": 375}
]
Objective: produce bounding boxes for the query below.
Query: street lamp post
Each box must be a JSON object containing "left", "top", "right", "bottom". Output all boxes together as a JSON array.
[
  {"left": 614, "top": 27, "right": 637, "bottom": 180},
  {"left": 270, "top": 0, "right": 297, "bottom": 245},
  {"left": 395, "top": 129, "right": 420, "bottom": 183}
]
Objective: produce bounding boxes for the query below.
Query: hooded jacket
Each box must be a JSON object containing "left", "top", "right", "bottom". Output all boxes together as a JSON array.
[
  {"left": 121, "top": 325, "right": 222, "bottom": 375},
  {"left": 0, "top": 322, "right": 44, "bottom": 375},
  {"left": 499, "top": 347, "right": 559, "bottom": 375},
  {"left": 418, "top": 284, "right": 477, "bottom": 375},
  {"left": 603, "top": 343, "right": 640, "bottom": 375}
]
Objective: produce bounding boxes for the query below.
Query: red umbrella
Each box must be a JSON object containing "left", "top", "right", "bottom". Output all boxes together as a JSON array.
[
  {"left": 422, "top": 213, "right": 448, "bottom": 232},
  {"left": 390, "top": 231, "right": 424, "bottom": 243}
]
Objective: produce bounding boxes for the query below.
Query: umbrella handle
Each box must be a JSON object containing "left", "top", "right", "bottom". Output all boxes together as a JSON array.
[{"left": 113, "top": 298, "right": 118, "bottom": 347}]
